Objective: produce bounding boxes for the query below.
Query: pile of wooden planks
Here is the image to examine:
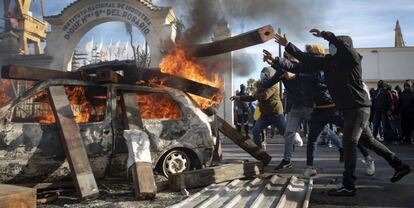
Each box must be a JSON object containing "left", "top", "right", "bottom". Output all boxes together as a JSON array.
[{"left": 1, "top": 63, "right": 220, "bottom": 99}]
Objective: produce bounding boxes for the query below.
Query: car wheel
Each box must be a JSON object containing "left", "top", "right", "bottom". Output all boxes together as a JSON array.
[{"left": 162, "top": 150, "right": 191, "bottom": 177}]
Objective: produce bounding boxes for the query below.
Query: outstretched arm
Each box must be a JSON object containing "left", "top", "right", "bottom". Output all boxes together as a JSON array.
[{"left": 310, "top": 29, "right": 358, "bottom": 63}]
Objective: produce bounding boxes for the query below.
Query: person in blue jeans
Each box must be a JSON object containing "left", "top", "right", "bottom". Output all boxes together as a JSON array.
[
  {"left": 262, "top": 51, "right": 314, "bottom": 170},
  {"left": 230, "top": 67, "right": 286, "bottom": 148}
]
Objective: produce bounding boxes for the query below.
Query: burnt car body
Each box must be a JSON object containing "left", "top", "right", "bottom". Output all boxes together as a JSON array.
[{"left": 0, "top": 79, "right": 214, "bottom": 183}]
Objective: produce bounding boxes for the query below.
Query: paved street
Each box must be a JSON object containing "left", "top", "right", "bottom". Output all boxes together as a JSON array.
[{"left": 222, "top": 142, "right": 414, "bottom": 208}]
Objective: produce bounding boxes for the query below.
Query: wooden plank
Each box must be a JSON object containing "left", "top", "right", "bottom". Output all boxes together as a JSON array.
[
  {"left": 121, "top": 92, "right": 157, "bottom": 199},
  {"left": 215, "top": 116, "right": 272, "bottom": 165},
  {"left": 127, "top": 69, "right": 220, "bottom": 99},
  {"left": 0, "top": 184, "right": 36, "bottom": 208},
  {"left": 168, "top": 162, "right": 262, "bottom": 192},
  {"left": 190, "top": 25, "right": 274, "bottom": 57},
  {"left": 48, "top": 86, "right": 99, "bottom": 201},
  {"left": 1, "top": 64, "right": 78, "bottom": 81},
  {"left": 1, "top": 64, "right": 220, "bottom": 99}
]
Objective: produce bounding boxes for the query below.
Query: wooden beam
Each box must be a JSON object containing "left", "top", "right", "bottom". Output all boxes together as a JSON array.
[
  {"left": 1, "top": 65, "right": 78, "bottom": 81},
  {"left": 191, "top": 25, "right": 274, "bottom": 57},
  {"left": 121, "top": 92, "right": 157, "bottom": 199},
  {"left": 168, "top": 162, "right": 262, "bottom": 191},
  {"left": 0, "top": 184, "right": 36, "bottom": 208},
  {"left": 48, "top": 86, "right": 99, "bottom": 201},
  {"left": 215, "top": 116, "right": 272, "bottom": 165}
]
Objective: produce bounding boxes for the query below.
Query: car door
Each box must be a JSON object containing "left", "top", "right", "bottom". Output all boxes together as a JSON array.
[{"left": 0, "top": 83, "right": 113, "bottom": 182}]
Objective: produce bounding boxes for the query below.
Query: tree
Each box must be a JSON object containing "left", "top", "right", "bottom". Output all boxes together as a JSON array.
[{"left": 246, "top": 78, "right": 257, "bottom": 95}]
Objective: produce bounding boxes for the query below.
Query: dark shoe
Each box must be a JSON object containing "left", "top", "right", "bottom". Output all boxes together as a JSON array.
[
  {"left": 275, "top": 159, "right": 293, "bottom": 170},
  {"left": 327, "top": 184, "right": 356, "bottom": 197},
  {"left": 339, "top": 148, "right": 344, "bottom": 163},
  {"left": 391, "top": 165, "right": 411, "bottom": 183}
]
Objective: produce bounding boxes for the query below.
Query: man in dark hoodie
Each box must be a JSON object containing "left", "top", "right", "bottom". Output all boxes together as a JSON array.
[
  {"left": 399, "top": 80, "right": 414, "bottom": 144},
  {"left": 273, "top": 29, "right": 411, "bottom": 196}
]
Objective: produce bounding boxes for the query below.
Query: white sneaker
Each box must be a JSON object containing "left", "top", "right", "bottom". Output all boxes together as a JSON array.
[
  {"left": 303, "top": 167, "right": 317, "bottom": 178},
  {"left": 294, "top": 133, "right": 303, "bottom": 147},
  {"left": 362, "top": 159, "right": 375, "bottom": 176}
]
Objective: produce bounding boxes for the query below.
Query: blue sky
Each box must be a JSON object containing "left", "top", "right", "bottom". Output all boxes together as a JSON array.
[{"left": 1, "top": 0, "right": 413, "bottom": 88}]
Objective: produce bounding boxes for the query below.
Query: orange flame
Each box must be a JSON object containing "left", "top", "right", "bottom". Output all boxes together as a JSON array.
[
  {"left": 136, "top": 92, "right": 181, "bottom": 119},
  {"left": 35, "top": 86, "right": 106, "bottom": 124},
  {"left": 159, "top": 46, "right": 224, "bottom": 109},
  {"left": 0, "top": 80, "right": 13, "bottom": 107}
]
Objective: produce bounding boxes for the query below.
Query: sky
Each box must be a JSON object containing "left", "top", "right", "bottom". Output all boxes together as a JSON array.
[{"left": 1, "top": 0, "right": 413, "bottom": 89}]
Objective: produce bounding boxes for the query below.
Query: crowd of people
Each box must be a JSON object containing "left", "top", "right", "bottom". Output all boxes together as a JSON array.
[{"left": 230, "top": 29, "right": 412, "bottom": 197}]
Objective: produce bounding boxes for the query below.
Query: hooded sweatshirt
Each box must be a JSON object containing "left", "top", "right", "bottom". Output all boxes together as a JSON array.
[{"left": 285, "top": 32, "right": 371, "bottom": 110}]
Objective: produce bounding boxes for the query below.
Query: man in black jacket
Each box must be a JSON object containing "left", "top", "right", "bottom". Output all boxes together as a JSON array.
[
  {"left": 273, "top": 29, "right": 411, "bottom": 196},
  {"left": 399, "top": 80, "right": 414, "bottom": 144},
  {"left": 373, "top": 81, "right": 393, "bottom": 142}
]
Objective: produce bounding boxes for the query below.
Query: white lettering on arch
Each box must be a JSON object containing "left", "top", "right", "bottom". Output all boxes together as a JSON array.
[{"left": 62, "top": 2, "right": 152, "bottom": 40}]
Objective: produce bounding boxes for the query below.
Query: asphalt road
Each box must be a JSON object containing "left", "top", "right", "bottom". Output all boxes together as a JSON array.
[{"left": 221, "top": 142, "right": 414, "bottom": 208}]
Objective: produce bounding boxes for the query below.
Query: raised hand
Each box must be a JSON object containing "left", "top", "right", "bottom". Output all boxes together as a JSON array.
[
  {"left": 263, "top": 49, "right": 275, "bottom": 65},
  {"left": 274, "top": 33, "right": 288, "bottom": 46},
  {"left": 310, "top": 29, "right": 322, "bottom": 37}
]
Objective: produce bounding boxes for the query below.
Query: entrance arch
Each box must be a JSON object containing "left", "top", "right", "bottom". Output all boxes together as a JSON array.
[{"left": 44, "top": 0, "right": 177, "bottom": 70}]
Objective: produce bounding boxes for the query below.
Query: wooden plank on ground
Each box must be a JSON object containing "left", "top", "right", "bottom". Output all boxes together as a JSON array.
[
  {"left": 48, "top": 86, "right": 99, "bottom": 201},
  {"left": 168, "top": 162, "right": 262, "bottom": 191},
  {"left": 215, "top": 116, "right": 272, "bottom": 165},
  {"left": 121, "top": 92, "right": 157, "bottom": 199},
  {"left": 0, "top": 184, "right": 36, "bottom": 208}
]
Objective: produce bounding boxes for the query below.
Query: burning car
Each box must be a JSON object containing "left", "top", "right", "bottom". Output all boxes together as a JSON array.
[{"left": 0, "top": 76, "right": 215, "bottom": 183}]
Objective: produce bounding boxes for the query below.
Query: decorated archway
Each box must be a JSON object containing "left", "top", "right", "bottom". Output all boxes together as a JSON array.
[{"left": 44, "top": 0, "right": 177, "bottom": 70}]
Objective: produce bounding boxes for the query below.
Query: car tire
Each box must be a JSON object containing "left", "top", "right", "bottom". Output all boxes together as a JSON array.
[{"left": 161, "top": 150, "right": 191, "bottom": 177}]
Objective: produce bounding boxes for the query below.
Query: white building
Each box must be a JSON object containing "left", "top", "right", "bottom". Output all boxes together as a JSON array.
[{"left": 357, "top": 47, "right": 414, "bottom": 88}]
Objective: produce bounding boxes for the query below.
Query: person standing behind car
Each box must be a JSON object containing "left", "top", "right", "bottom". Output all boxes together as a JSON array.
[
  {"left": 230, "top": 67, "right": 286, "bottom": 148},
  {"left": 399, "top": 80, "right": 414, "bottom": 145}
]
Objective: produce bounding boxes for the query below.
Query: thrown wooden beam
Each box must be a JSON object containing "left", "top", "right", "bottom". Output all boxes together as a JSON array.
[
  {"left": 48, "top": 86, "right": 99, "bottom": 201},
  {"left": 215, "top": 115, "right": 272, "bottom": 165},
  {"left": 168, "top": 162, "right": 262, "bottom": 191},
  {"left": 121, "top": 93, "right": 157, "bottom": 199},
  {"left": 191, "top": 25, "right": 274, "bottom": 57},
  {"left": 0, "top": 184, "right": 36, "bottom": 208}
]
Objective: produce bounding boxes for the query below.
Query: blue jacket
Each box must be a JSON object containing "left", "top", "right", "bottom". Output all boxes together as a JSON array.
[
  {"left": 261, "top": 59, "right": 313, "bottom": 108},
  {"left": 271, "top": 57, "right": 336, "bottom": 108}
]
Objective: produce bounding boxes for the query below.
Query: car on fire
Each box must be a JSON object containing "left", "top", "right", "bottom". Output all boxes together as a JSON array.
[{"left": 0, "top": 78, "right": 215, "bottom": 183}]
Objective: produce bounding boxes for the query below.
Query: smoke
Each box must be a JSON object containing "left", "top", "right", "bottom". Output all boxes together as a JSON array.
[
  {"left": 233, "top": 53, "right": 255, "bottom": 77},
  {"left": 218, "top": 0, "right": 330, "bottom": 38},
  {"left": 159, "top": 0, "right": 331, "bottom": 44},
  {"left": 155, "top": 0, "right": 331, "bottom": 77}
]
